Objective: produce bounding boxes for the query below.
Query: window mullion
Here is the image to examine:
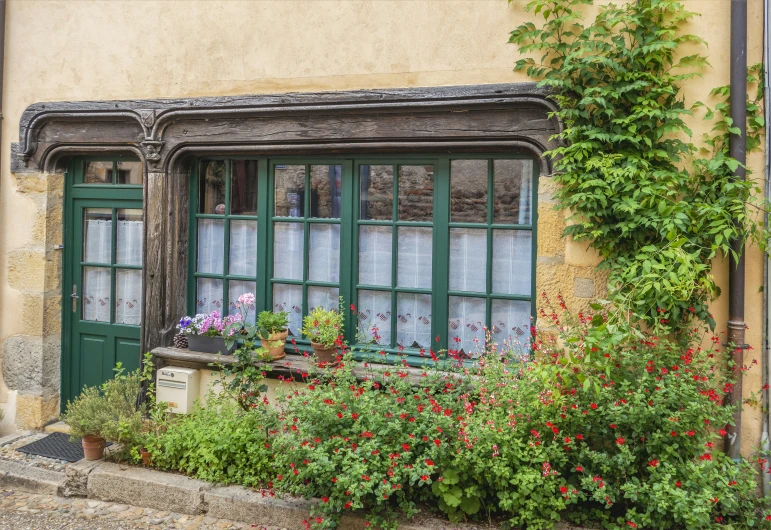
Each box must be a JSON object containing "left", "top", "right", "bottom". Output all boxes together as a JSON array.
[
  {"left": 486, "top": 159, "right": 495, "bottom": 331},
  {"left": 339, "top": 160, "right": 355, "bottom": 346},
  {"left": 390, "top": 164, "right": 398, "bottom": 350},
  {"left": 256, "top": 159, "right": 270, "bottom": 316},
  {"left": 222, "top": 161, "right": 232, "bottom": 315},
  {"left": 432, "top": 158, "right": 450, "bottom": 355}
]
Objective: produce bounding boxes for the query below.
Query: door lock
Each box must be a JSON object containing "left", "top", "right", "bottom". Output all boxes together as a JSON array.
[{"left": 71, "top": 284, "right": 79, "bottom": 313}]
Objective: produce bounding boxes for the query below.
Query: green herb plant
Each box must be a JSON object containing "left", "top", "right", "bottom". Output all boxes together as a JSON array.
[
  {"left": 257, "top": 310, "right": 290, "bottom": 339},
  {"left": 302, "top": 304, "right": 344, "bottom": 348}
]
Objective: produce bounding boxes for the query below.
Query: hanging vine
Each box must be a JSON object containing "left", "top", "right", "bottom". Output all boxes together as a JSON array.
[{"left": 509, "top": 0, "right": 765, "bottom": 331}]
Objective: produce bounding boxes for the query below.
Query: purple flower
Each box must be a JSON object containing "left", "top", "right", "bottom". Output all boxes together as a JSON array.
[{"left": 179, "top": 316, "right": 192, "bottom": 328}]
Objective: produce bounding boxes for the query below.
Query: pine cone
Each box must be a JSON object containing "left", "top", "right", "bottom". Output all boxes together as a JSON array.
[{"left": 173, "top": 333, "right": 188, "bottom": 349}]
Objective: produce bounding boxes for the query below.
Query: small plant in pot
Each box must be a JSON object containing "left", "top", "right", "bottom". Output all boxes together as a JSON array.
[
  {"left": 302, "top": 305, "right": 344, "bottom": 366},
  {"left": 178, "top": 310, "right": 243, "bottom": 354},
  {"left": 62, "top": 364, "right": 145, "bottom": 461},
  {"left": 257, "top": 310, "right": 289, "bottom": 360}
]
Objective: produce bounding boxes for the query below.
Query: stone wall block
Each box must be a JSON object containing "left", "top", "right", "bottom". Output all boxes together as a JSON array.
[
  {"left": 2, "top": 336, "right": 44, "bottom": 394},
  {"left": 574, "top": 277, "right": 595, "bottom": 299},
  {"left": 7, "top": 249, "right": 46, "bottom": 291},
  {"left": 14, "top": 394, "right": 59, "bottom": 430},
  {"left": 22, "top": 293, "right": 45, "bottom": 335},
  {"left": 536, "top": 204, "right": 567, "bottom": 259}
]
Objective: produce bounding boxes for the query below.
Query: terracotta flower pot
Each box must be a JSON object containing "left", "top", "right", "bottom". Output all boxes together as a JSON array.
[
  {"left": 260, "top": 329, "right": 288, "bottom": 360},
  {"left": 81, "top": 435, "right": 106, "bottom": 461},
  {"left": 311, "top": 342, "right": 339, "bottom": 366},
  {"left": 139, "top": 447, "right": 151, "bottom": 466}
]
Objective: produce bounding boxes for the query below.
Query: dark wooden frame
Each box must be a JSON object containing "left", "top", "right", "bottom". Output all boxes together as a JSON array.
[{"left": 12, "top": 83, "right": 560, "bottom": 354}]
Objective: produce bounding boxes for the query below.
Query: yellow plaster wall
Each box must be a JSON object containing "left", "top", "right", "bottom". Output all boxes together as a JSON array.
[{"left": 0, "top": 0, "right": 765, "bottom": 453}]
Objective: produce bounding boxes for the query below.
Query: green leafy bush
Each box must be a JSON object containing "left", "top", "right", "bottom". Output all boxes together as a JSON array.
[
  {"left": 148, "top": 395, "right": 275, "bottom": 487},
  {"left": 271, "top": 357, "right": 463, "bottom": 529},
  {"left": 62, "top": 363, "right": 145, "bottom": 446},
  {"left": 435, "top": 302, "right": 769, "bottom": 529}
]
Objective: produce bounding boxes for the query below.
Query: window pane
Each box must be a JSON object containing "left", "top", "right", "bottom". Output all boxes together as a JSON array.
[
  {"left": 310, "top": 165, "right": 342, "bottom": 218},
  {"left": 397, "top": 227, "right": 432, "bottom": 289},
  {"left": 197, "top": 219, "right": 224, "bottom": 274},
  {"left": 275, "top": 165, "right": 306, "bottom": 217},
  {"left": 449, "top": 228, "right": 487, "bottom": 293},
  {"left": 85, "top": 161, "right": 113, "bottom": 184},
  {"left": 229, "top": 280, "right": 257, "bottom": 324},
  {"left": 83, "top": 267, "right": 111, "bottom": 322},
  {"left": 308, "top": 286, "right": 339, "bottom": 312},
  {"left": 396, "top": 293, "right": 431, "bottom": 349},
  {"left": 491, "top": 299, "right": 531, "bottom": 355},
  {"left": 230, "top": 160, "right": 258, "bottom": 215},
  {"left": 493, "top": 159, "right": 533, "bottom": 224},
  {"left": 229, "top": 220, "right": 257, "bottom": 277},
  {"left": 451, "top": 160, "right": 488, "bottom": 223},
  {"left": 199, "top": 160, "right": 227, "bottom": 214},
  {"left": 448, "top": 296, "right": 486, "bottom": 358},
  {"left": 359, "top": 226, "right": 392, "bottom": 286},
  {"left": 273, "top": 284, "right": 303, "bottom": 336},
  {"left": 357, "top": 290, "right": 391, "bottom": 346},
  {"left": 398, "top": 165, "right": 433, "bottom": 221},
  {"left": 273, "top": 222, "right": 304, "bottom": 280},
  {"left": 360, "top": 165, "right": 393, "bottom": 220},
  {"left": 116, "top": 209, "right": 143, "bottom": 266},
  {"left": 115, "top": 269, "right": 142, "bottom": 326},
  {"left": 492, "top": 230, "right": 532, "bottom": 296},
  {"left": 115, "top": 161, "right": 142, "bottom": 185},
  {"left": 309, "top": 224, "right": 340, "bottom": 282},
  {"left": 196, "top": 277, "right": 223, "bottom": 314},
  {"left": 84, "top": 208, "right": 112, "bottom": 264}
]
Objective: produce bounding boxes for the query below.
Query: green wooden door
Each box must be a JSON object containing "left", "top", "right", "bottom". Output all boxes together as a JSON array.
[{"left": 62, "top": 158, "right": 144, "bottom": 406}]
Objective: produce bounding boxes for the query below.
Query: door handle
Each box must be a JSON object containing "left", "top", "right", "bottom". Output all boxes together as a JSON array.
[{"left": 71, "top": 284, "right": 79, "bottom": 313}]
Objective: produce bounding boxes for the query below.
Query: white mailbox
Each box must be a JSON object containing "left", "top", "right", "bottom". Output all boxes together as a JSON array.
[{"left": 156, "top": 367, "right": 200, "bottom": 414}]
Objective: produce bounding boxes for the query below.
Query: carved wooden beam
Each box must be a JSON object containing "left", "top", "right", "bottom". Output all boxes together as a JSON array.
[{"left": 11, "top": 83, "right": 560, "bottom": 174}]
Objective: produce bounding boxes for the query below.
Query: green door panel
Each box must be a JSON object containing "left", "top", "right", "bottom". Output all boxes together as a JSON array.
[{"left": 62, "top": 158, "right": 143, "bottom": 409}]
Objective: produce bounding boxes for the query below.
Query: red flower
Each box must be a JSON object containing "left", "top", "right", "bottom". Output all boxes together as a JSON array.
[
  {"left": 609, "top": 424, "right": 617, "bottom": 429},
  {"left": 322, "top": 496, "right": 329, "bottom": 503},
  {"left": 420, "top": 475, "right": 429, "bottom": 481},
  {"left": 336, "top": 413, "right": 343, "bottom": 419},
  {"left": 351, "top": 413, "right": 359, "bottom": 420},
  {"left": 590, "top": 403, "right": 598, "bottom": 410},
  {"left": 402, "top": 443, "right": 411, "bottom": 451},
  {"left": 344, "top": 502, "right": 352, "bottom": 509},
  {"left": 676, "top": 481, "right": 682, "bottom": 487},
  {"left": 361, "top": 431, "right": 374, "bottom": 438},
  {"left": 670, "top": 431, "right": 677, "bottom": 436},
  {"left": 616, "top": 437, "right": 625, "bottom": 445},
  {"left": 648, "top": 459, "right": 659, "bottom": 468},
  {"left": 560, "top": 486, "right": 568, "bottom": 494},
  {"left": 575, "top": 465, "right": 584, "bottom": 472},
  {"left": 700, "top": 453, "right": 712, "bottom": 461},
  {"left": 425, "top": 459, "right": 434, "bottom": 466},
  {"left": 686, "top": 430, "right": 695, "bottom": 437},
  {"left": 564, "top": 437, "right": 571, "bottom": 444},
  {"left": 627, "top": 523, "right": 638, "bottom": 529},
  {"left": 433, "top": 439, "right": 441, "bottom": 447},
  {"left": 576, "top": 434, "right": 583, "bottom": 441}
]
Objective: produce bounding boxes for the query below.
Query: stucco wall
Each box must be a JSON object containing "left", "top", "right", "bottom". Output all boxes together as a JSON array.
[{"left": 0, "top": 0, "right": 766, "bottom": 457}]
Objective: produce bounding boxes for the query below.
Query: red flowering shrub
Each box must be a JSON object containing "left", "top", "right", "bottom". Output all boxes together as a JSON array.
[
  {"left": 437, "top": 305, "right": 770, "bottom": 529},
  {"left": 271, "top": 359, "right": 463, "bottom": 529}
]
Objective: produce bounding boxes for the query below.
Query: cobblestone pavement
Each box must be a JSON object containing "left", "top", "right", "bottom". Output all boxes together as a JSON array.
[{"left": 0, "top": 490, "right": 284, "bottom": 530}]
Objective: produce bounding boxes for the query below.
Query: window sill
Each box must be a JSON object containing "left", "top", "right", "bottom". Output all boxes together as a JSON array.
[{"left": 150, "top": 346, "right": 447, "bottom": 386}]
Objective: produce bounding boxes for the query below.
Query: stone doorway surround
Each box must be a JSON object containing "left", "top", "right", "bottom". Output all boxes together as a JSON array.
[{"left": 0, "top": 84, "right": 605, "bottom": 431}]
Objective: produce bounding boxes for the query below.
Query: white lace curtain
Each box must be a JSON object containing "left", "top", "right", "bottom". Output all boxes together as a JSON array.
[{"left": 83, "top": 219, "right": 143, "bottom": 325}]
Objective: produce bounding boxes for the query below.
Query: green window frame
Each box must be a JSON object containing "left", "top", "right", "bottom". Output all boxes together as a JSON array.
[{"left": 187, "top": 155, "right": 537, "bottom": 365}]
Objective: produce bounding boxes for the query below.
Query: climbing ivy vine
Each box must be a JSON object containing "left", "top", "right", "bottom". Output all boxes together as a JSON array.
[{"left": 509, "top": 0, "right": 765, "bottom": 331}]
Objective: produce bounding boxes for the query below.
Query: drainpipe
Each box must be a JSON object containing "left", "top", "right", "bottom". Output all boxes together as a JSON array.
[
  {"left": 725, "top": 0, "right": 748, "bottom": 460},
  {"left": 763, "top": 0, "right": 771, "bottom": 496}
]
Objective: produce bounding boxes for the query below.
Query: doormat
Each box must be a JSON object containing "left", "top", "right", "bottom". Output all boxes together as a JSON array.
[{"left": 16, "top": 432, "right": 110, "bottom": 463}]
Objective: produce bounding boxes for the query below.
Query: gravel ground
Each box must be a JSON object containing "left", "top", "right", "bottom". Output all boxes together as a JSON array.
[{"left": 0, "top": 490, "right": 284, "bottom": 530}]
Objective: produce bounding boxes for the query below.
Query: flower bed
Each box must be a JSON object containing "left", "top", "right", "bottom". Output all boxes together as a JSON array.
[{"left": 76, "top": 303, "right": 771, "bottom": 529}]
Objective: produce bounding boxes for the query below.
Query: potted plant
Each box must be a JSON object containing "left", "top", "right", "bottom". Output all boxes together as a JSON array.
[
  {"left": 257, "top": 310, "right": 290, "bottom": 360},
  {"left": 62, "top": 364, "right": 146, "bottom": 461},
  {"left": 178, "top": 310, "right": 243, "bottom": 354},
  {"left": 302, "top": 305, "right": 344, "bottom": 365}
]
